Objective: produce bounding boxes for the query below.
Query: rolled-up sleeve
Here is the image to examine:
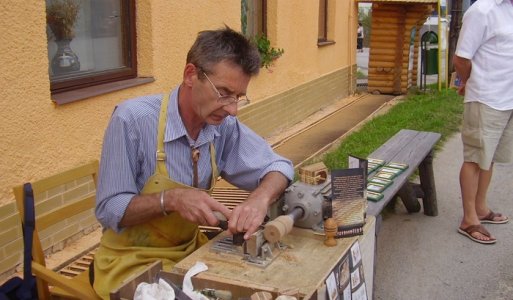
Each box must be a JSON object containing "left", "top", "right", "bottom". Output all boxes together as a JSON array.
[
  {"left": 96, "top": 107, "right": 141, "bottom": 232},
  {"left": 216, "top": 118, "right": 294, "bottom": 190}
]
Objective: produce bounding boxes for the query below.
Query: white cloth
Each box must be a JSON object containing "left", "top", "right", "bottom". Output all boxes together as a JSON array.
[
  {"left": 182, "top": 261, "right": 209, "bottom": 300},
  {"left": 134, "top": 278, "right": 175, "bottom": 300},
  {"left": 455, "top": 0, "right": 513, "bottom": 110}
]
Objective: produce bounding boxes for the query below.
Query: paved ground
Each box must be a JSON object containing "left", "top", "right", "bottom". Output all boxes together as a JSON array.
[{"left": 374, "top": 133, "right": 513, "bottom": 300}]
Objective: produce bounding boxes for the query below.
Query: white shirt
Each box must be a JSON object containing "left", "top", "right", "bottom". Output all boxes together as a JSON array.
[{"left": 455, "top": 0, "right": 513, "bottom": 110}]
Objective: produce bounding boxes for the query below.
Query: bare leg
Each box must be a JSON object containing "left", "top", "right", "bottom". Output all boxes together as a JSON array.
[
  {"left": 475, "top": 163, "right": 493, "bottom": 217},
  {"left": 459, "top": 161, "right": 494, "bottom": 241}
]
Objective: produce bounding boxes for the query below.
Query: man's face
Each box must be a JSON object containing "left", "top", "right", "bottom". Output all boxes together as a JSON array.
[{"left": 191, "top": 61, "right": 251, "bottom": 125}]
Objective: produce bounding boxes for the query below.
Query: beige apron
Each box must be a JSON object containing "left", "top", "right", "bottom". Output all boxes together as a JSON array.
[{"left": 94, "top": 94, "right": 218, "bottom": 299}]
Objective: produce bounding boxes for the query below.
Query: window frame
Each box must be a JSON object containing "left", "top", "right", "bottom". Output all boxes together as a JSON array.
[
  {"left": 261, "top": 0, "right": 267, "bottom": 36},
  {"left": 49, "top": 0, "right": 139, "bottom": 97},
  {"left": 242, "top": 0, "right": 267, "bottom": 38},
  {"left": 317, "top": 0, "right": 335, "bottom": 46}
]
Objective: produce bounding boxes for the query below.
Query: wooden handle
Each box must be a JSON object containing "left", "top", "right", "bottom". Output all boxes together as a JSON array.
[{"left": 263, "top": 215, "right": 294, "bottom": 243}]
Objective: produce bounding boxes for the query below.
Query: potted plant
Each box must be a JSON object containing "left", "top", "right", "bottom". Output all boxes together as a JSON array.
[
  {"left": 46, "top": 0, "right": 81, "bottom": 75},
  {"left": 254, "top": 35, "right": 284, "bottom": 71}
]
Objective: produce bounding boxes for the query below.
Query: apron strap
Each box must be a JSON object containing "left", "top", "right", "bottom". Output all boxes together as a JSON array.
[
  {"left": 209, "top": 142, "right": 218, "bottom": 188},
  {"left": 154, "top": 92, "right": 218, "bottom": 189},
  {"left": 155, "top": 93, "right": 171, "bottom": 177}
]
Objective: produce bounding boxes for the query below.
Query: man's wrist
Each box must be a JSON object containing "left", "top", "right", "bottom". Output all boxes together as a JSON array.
[{"left": 160, "top": 190, "right": 168, "bottom": 216}]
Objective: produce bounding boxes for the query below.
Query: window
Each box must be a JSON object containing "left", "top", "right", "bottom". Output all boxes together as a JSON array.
[
  {"left": 318, "top": 0, "right": 328, "bottom": 43},
  {"left": 46, "top": 0, "right": 138, "bottom": 101},
  {"left": 318, "top": 0, "right": 335, "bottom": 46},
  {"left": 241, "top": 0, "right": 267, "bottom": 38}
]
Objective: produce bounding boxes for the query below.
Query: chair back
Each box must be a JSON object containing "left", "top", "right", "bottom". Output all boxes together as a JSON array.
[{"left": 13, "top": 160, "right": 100, "bottom": 299}]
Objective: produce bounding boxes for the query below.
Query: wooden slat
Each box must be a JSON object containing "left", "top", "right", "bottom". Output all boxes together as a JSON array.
[
  {"left": 31, "top": 160, "right": 99, "bottom": 194},
  {"left": 38, "top": 195, "right": 95, "bottom": 231},
  {"left": 56, "top": 247, "right": 96, "bottom": 278}
]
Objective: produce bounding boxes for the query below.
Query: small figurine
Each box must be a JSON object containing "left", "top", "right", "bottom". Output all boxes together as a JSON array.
[{"left": 324, "top": 218, "right": 337, "bottom": 247}]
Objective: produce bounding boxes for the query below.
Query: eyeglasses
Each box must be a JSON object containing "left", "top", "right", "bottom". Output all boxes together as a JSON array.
[{"left": 202, "top": 72, "right": 250, "bottom": 105}]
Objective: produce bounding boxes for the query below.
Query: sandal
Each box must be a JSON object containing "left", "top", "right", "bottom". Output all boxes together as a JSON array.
[
  {"left": 458, "top": 224, "right": 496, "bottom": 244},
  {"left": 480, "top": 210, "right": 509, "bottom": 224}
]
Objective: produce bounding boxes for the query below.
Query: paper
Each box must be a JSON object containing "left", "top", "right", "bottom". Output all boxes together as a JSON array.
[{"left": 182, "top": 261, "right": 209, "bottom": 300}]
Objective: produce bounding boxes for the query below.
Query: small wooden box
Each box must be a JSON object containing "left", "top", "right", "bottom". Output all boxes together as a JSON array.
[{"left": 299, "top": 162, "right": 328, "bottom": 185}]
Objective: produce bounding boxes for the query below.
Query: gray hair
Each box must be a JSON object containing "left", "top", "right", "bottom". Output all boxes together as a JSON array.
[{"left": 186, "top": 26, "right": 261, "bottom": 76}]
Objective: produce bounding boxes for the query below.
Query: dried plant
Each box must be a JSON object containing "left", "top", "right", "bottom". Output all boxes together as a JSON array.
[{"left": 46, "top": 0, "right": 80, "bottom": 40}]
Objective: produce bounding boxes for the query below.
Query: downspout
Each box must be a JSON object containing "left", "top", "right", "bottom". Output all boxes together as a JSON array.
[{"left": 349, "top": 0, "right": 356, "bottom": 94}]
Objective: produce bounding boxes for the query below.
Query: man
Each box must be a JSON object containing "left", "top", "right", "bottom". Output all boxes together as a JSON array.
[
  {"left": 357, "top": 22, "right": 364, "bottom": 53},
  {"left": 93, "top": 27, "right": 294, "bottom": 298},
  {"left": 453, "top": 0, "right": 512, "bottom": 245}
]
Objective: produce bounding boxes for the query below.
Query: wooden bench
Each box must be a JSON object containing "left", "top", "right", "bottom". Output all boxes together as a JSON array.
[
  {"left": 364, "top": 129, "right": 440, "bottom": 298},
  {"left": 366, "top": 129, "right": 441, "bottom": 218}
]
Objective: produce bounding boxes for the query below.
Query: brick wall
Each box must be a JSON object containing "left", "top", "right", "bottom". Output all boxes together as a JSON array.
[
  {"left": 0, "top": 175, "right": 100, "bottom": 281},
  {"left": 239, "top": 66, "right": 355, "bottom": 138}
]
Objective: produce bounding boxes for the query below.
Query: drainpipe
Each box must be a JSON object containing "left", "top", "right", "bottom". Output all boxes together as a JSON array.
[{"left": 349, "top": 0, "right": 356, "bottom": 94}]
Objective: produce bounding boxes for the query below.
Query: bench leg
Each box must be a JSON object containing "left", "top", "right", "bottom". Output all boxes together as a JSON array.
[
  {"left": 397, "top": 181, "right": 421, "bottom": 213},
  {"left": 419, "top": 150, "right": 438, "bottom": 216}
]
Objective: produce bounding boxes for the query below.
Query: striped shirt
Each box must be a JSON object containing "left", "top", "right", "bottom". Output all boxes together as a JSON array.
[{"left": 96, "top": 86, "right": 294, "bottom": 231}]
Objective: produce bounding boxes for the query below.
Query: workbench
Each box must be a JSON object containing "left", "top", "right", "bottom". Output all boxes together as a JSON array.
[{"left": 161, "top": 216, "right": 376, "bottom": 300}]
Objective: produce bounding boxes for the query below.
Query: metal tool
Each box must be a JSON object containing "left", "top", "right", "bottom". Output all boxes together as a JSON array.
[{"left": 209, "top": 179, "right": 330, "bottom": 267}]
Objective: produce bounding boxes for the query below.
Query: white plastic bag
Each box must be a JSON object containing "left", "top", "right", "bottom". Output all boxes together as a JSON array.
[{"left": 134, "top": 278, "right": 175, "bottom": 300}]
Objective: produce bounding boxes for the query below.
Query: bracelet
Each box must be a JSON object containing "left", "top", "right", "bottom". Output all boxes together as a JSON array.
[{"left": 160, "top": 190, "right": 168, "bottom": 216}]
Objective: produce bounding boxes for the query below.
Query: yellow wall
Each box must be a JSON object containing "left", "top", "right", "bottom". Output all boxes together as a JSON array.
[
  {"left": 250, "top": 0, "right": 356, "bottom": 100},
  {"left": 0, "top": 0, "right": 357, "bottom": 205}
]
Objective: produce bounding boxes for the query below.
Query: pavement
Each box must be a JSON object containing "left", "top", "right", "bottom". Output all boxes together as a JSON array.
[{"left": 374, "top": 133, "right": 513, "bottom": 300}]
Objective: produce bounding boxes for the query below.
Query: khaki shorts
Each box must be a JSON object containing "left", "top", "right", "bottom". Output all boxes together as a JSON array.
[{"left": 462, "top": 102, "right": 513, "bottom": 170}]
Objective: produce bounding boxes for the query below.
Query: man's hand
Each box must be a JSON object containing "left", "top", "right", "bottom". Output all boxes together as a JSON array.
[
  {"left": 228, "top": 195, "right": 269, "bottom": 239},
  {"left": 453, "top": 55, "right": 471, "bottom": 97},
  {"left": 165, "top": 189, "right": 231, "bottom": 227},
  {"left": 228, "top": 171, "right": 289, "bottom": 239},
  {"left": 120, "top": 189, "right": 231, "bottom": 228},
  {"left": 457, "top": 83, "right": 466, "bottom": 96}
]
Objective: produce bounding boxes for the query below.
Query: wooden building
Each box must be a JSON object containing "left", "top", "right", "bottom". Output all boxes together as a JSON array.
[{"left": 359, "top": 0, "right": 437, "bottom": 94}]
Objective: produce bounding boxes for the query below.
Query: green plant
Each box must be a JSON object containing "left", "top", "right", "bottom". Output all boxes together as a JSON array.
[
  {"left": 254, "top": 35, "right": 284, "bottom": 70},
  {"left": 322, "top": 86, "right": 463, "bottom": 170},
  {"left": 46, "top": 0, "right": 80, "bottom": 40}
]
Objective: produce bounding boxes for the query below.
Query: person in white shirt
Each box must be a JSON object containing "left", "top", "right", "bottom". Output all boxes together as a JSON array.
[{"left": 453, "top": 0, "right": 513, "bottom": 244}]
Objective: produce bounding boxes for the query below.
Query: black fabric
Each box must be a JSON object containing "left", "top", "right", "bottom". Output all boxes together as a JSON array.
[
  {"left": 0, "top": 183, "right": 37, "bottom": 300},
  {"left": 89, "top": 259, "right": 94, "bottom": 286}
]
